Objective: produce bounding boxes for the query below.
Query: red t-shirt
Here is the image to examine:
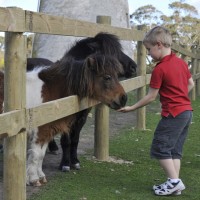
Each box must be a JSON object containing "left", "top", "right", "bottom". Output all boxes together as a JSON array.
[{"left": 150, "top": 52, "right": 193, "bottom": 117}]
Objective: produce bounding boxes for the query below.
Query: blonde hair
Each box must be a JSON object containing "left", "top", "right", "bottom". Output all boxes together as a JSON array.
[{"left": 143, "top": 26, "right": 172, "bottom": 47}]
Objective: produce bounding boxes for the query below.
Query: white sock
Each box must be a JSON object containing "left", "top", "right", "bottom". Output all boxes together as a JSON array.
[{"left": 169, "top": 178, "right": 180, "bottom": 183}]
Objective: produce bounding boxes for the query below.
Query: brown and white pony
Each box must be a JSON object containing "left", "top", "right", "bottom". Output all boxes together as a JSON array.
[
  {"left": 27, "top": 33, "right": 137, "bottom": 173},
  {"left": 15, "top": 54, "right": 126, "bottom": 186},
  {"left": 0, "top": 32, "right": 135, "bottom": 185}
]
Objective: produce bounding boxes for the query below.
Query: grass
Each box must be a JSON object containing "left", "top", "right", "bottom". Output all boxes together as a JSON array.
[{"left": 28, "top": 97, "right": 200, "bottom": 200}]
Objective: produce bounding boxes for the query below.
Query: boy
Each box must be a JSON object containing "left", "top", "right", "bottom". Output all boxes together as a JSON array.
[{"left": 118, "top": 26, "right": 194, "bottom": 196}]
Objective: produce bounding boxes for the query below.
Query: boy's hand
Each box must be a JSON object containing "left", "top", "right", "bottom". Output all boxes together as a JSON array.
[{"left": 117, "top": 106, "right": 132, "bottom": 112}]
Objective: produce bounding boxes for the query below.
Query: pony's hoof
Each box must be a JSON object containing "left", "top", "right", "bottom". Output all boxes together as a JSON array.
[
  {"left": 40, "top": 176, "right": 47, "bottom": 184},
  {"left": 62, "top": 166, "right": 70, "bottom": 172},
  {"left": 72, "top": 163, "right": 80, "bottom": 170},
  {"left": 30, "top": 180, "right": 42, "bottom": 187}
]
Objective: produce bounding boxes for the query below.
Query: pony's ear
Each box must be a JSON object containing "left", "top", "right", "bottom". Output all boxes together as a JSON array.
[{"left": 86, "top": 57, "right": 96, "bottom": 70}]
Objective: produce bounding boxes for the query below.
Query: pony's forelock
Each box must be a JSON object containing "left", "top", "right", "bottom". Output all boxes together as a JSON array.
[
  {"left": 90, "top": 54, "right": 123, "bottom": 76},
  {"left": 95, "top": 32, "right": 122, "bottom": 57}
]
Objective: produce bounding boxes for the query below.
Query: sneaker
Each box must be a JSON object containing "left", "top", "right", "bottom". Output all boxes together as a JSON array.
[
  {"left": 153, "top": 184, "right": 181, "bottom": 196},
  {"left": 153, "top": 179, "right": 181, "bottom": 195},
  {"left": 153, "top": 178, "right": 170, "bottom": 190},
  {"left": 154, "top": 179, "right": 185, "bottom": 196}
]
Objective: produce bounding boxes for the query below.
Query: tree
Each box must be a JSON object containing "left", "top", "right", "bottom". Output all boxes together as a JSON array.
[
  {"left": 165, "top": 1, "right": 200, "bottom": 49},
  {"left": 130, "top": 5, "right": 163, "bottom": 28},
  {"left": 169, "top": 1, "right": 198, "bottom": 16},
  {"left": 130, "top": 1, "right": 200, "bottom": 50}
]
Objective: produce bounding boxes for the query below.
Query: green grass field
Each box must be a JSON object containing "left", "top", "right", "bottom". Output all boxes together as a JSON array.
[{"left": 28, "top": 98, "right": 200, "bottom": 200}]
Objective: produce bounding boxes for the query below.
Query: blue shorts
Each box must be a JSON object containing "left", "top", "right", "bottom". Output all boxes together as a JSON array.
[{"left": 150, "top": 110, "right": 192, "bottom": 159}]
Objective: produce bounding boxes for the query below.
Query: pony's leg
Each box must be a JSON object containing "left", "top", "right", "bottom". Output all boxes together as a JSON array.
[
  {"left": 70, "top": 109, "right": 90, "bottom": 169},
  {"left": 37, "top": 142, "right": 48, "bottom": 184},
  {"left": 48, "top": 138, "right": 59, "bottom": 154},
  {"left": 27, "top": 142, "right": 43, "bottom": 186},
  {"left": 59, "top": 109, "right": 90, "bottom": 172},
  {"left": 27, "top": 129, "right": 49, "bottom": 186},
  {"left": 59, "top": 134, "right": 71, "bottom": 172},
  {"left": 70, "top": 129, "right": 81, "bottom": 170}
]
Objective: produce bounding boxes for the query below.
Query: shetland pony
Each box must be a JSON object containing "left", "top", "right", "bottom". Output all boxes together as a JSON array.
[
  {"left": 64, "top": 32, "right": 137, "bottom": 78},
  {"left": 0, "top": 33, "right": 136, "bottom": 178},
  {"left": 26, "top": 32, "right": 137, "bottom": 173},
  {"left": 24, "top": 54, "right": 127, "bottom": 186}
]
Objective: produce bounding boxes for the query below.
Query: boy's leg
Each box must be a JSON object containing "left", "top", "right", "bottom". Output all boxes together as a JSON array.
[
  {"left": 155, "top": 158, "right": 185, "bottom": 196},
  {"left": 173, "top": 159, "right": 180, "bottom": 177},
  {"left": 159, "top": 159, "right": 178, "bottom": 179},
  {"left": 153, "top": 111, "right": 192, "bottom": 195}
]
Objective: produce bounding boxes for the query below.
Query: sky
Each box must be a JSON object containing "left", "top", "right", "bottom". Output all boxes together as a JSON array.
[{"left": 0, "top": 0, "right": 199, "bottom": 16}]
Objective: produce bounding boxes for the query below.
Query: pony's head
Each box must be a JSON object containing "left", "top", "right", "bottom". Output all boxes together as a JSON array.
[
  {"left": 82, "top": 54, "right": 127, "bottom": 109},
  {"left": 94, "top": 33, "right": 137, "bottom": 78},
  {"left": 39, "top": 54, "right": 127, "bottom": 110},
  {"left": 66, "top": 32, "right": 137, "bottom": 78}
]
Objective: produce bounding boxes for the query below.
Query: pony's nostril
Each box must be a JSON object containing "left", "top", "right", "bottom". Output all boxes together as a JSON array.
[{"left": 121, "top": 94, "right": 127, "bottom": 106}]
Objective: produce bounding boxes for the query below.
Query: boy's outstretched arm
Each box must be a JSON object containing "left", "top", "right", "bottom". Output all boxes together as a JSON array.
[{"left": 118, "top": 87, "right": 159, "bottom": 113}]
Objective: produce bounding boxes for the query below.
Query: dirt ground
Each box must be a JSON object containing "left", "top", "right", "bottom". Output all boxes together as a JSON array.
[{"left": 0, "top": 108, "right": 136, "bottom": 199}]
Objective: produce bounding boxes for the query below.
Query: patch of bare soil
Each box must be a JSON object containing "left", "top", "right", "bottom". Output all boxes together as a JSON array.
[{"left": 0, "top": 109, "right": 136, "bottom": 199}]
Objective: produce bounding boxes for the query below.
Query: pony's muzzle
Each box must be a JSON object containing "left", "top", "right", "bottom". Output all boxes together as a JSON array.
[
  {"left": 110, "top": 93, "right": 127, "bottom": 110},
  {"left": 120, "top": 94, "right": 127, "bottom": 107}
]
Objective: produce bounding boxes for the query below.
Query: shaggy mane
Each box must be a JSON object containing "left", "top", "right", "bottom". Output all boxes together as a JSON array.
[
  {"left": 38, "top": 54, "right": 123, "bottom": 99},
  {"left": 64, "top": 32, "right": 122, "bottom": 60}
]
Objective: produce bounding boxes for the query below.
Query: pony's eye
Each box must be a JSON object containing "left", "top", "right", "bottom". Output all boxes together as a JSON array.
[{"left": 104, "top": 75, "right": 111, "bottom": 81}]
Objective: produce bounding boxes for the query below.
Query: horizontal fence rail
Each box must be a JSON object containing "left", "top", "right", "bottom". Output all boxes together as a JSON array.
[
  {"left": 0, "top": 7, "right": 144, "bottom": 41},
  {"left": 0, "top": 6, "right": 198, "bottom": 58},
  {"left": 0, "top": 75, "right": 150, "bottom": 137}
]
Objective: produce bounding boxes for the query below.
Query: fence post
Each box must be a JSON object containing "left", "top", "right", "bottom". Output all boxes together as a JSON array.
[
  {"left": 94, "top": 16, "right": 111, "bottom": 161},
  {"left": 3, "top": 32, "right": 26, "bottom": 200},
  {"left": 94, "top": 104, "right": 109, "bottom": 160},
  {"left": 136, "top": 25, "right": 146, "bottom": 130},
  {"left": 181, "top": 54, "right": 187, "bottom": 61},
  {"left": 196, "top": 49, "right": 200, "bottom": 97},
  {"left": 191, "top": 48, "right": 197, "bottom": 100}
]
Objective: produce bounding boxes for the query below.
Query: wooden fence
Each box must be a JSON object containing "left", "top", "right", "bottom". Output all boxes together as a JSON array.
[{"left": 0, "top": 7, "right": 200, "bottom": 200}]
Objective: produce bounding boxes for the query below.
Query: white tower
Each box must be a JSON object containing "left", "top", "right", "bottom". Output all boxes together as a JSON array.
[{"left": 32, "top": 0, "right": 133, "bottom": 61}]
